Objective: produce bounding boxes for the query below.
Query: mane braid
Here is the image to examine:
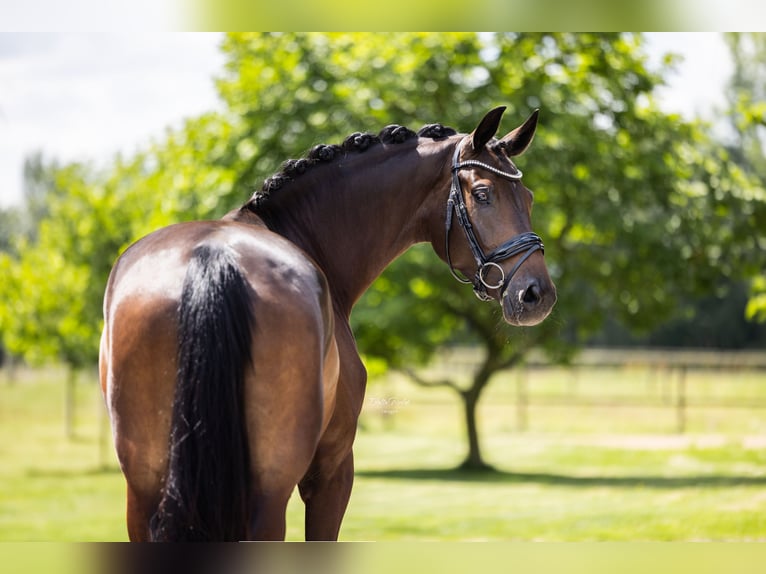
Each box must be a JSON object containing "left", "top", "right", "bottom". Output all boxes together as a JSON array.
[
  {"left": 247, "top": 122, "right": 456, "bottom": 211},
  {"left": 417, "top": 124, "right": 457, "bottom": 139}
]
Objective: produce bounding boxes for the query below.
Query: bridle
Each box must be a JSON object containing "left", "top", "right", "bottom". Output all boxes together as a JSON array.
[{"left": 445, "top": 137, "right": 545, "bottom": 302}]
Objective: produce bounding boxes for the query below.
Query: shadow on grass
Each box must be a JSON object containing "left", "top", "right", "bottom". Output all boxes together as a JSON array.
[
  {"left": 25, "top": 466, "right": 766, "bottom": 490},
  {"left": 355, "top": 467, "right": 766, "bottom": 489},
  {"left": 25, "top": 465, "right": 123, "bottom": 478}
]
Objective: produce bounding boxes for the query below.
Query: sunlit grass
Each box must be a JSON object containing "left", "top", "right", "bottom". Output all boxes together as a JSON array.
[{"left": 1, "top": 362, "right": 765, "bottom": 541}]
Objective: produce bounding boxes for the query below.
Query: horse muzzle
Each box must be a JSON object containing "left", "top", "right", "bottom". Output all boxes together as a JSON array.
[{"left": 500, "top": 276, "right": 557, "bottom": 326}]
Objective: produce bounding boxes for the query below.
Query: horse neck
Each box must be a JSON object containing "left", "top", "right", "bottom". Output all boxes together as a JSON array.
[{"left": 265, "top": 140, "right": 453, "bottom": 316}]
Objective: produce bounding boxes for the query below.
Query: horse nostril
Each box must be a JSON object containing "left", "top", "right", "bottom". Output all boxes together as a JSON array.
[{"left": 522, "top": 283, "right": 542, "bottom": 306}]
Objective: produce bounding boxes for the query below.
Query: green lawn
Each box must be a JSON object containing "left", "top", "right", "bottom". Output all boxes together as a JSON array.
[{"left": 1, "top": 363, "right": 765, "bottom": 541}]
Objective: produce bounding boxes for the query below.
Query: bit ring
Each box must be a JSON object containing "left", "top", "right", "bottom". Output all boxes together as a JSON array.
[{"left": 478, "top": 262, "right": 505, "bottom": 290}]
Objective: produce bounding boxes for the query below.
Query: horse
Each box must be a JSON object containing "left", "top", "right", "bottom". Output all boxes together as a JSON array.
[{"left": 98, "top": 106, "right": 557, "bottom": 541}]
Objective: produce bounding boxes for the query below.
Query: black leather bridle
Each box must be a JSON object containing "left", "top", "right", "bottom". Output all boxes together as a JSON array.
[{"left": 445, "top": 138, "right": 545, "bottom": 302}]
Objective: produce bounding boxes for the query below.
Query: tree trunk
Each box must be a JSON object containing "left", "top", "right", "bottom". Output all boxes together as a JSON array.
[
  {"left": 403, "top": 342, "right": 524, "bottom": 473},
  {"left": 458, "top": 359, "right": 497, "bottom": 471},
  {"left": 459, "top": 386, "right": 492, "bottom": 470},
  {"left": 2, "top": 353, "right": 18, "bottom": 385},
  {"left": 65, "top": 366, "right": 76, "bottom": 440}
]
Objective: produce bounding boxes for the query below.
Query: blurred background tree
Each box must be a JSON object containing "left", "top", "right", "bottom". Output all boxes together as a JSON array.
[
  {"left": 724, "top": 32, "right": 766, "bottom": 323},
  {"left": 1, "top": 33, "right": 764, "bottom": 460},
  {"left": 352, "top": 33, "right": 766, "bottom": 467}
]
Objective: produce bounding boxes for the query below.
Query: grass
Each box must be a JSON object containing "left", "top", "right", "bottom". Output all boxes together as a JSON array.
[
  {"left": 1, "top": 362, "right": 765, "bottom": 541},
  {"left": 0, "top": 367, "right": 126, "bottom": 541}
]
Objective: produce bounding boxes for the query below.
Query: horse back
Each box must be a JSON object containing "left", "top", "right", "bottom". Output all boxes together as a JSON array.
[{"left": 102, "top": 219, "right": 335, "bottom": 372}]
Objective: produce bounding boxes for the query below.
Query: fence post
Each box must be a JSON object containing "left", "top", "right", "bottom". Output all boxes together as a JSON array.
[
  {"left": 676, "top": 365, "right": 687, "bottom": 434},
  {"left": 661, "top": 363, "right": 672, "bottom": 405},
  {"left": 65, "top": 367, "right": 77, "bottom": 440},
  {"left": 516, "top": 366, "right": 528, "bottom": 432},
  {"left": 568, "top": 365, "right": 579, "bottom": 399}
]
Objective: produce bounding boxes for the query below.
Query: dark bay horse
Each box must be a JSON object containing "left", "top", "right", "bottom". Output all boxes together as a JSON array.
[{"left": 99, "top": 106, "right": 556, "bottom": 541}]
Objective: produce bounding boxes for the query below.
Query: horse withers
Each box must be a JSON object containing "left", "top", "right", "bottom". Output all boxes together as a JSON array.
[{"left": 99, "top": 106, "right": 556, "bottom": 541}]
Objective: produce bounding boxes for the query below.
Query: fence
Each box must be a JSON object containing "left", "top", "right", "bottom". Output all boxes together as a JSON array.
[{"left": 434, "top": 347, "right": 766, "bottom": 434}]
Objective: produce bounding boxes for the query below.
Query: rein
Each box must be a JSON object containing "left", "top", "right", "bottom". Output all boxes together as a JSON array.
[{"left": 445, "top": 138, "right": 545, "bottom": 302}]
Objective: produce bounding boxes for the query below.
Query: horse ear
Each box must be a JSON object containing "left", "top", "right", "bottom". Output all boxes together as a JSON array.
[
  {"left": 499, "top": 109, "right": 539, "bottom": 157},
  {"left": 469, "top": 106, "right": 507, "bottom": 151}
]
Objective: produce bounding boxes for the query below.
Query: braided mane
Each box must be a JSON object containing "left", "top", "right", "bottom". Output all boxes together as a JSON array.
[{"left": 247, "top": 122, "right": 457, "bottom": 211}]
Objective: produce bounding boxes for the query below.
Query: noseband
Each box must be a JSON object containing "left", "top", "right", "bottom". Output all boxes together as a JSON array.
[{"left": 445, "top": 138, "right": 545, "bottom": 302}]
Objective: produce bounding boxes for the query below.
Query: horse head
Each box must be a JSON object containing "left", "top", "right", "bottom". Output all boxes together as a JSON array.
[{"left": 442, "top": 106, "right": 556, "bottom": 326}]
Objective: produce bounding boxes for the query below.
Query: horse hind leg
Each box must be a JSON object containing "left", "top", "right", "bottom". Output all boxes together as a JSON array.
[
  {"left": 299, "top": 449, "right": 354, "bottom": 541},
  {"left": 242, "top": 297, "right": 328, "bottom": 540},
  {"left": 125, "top": 483, "right": 160, "bottom": 541},
  {"left": 299, "top": 336, "right": 362, "bottom": 541},
  {"left": 102, "top": 301, "right": 178, "bottom": 542}
]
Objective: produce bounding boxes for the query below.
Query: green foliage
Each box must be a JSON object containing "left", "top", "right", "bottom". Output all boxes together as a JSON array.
[
  {"left": 0, "top": 113, "right": 240, "bottom": 367},
  {"left": 352, "top": 246, "right": 468, "bottom": 369},
  {"left": 747, "top": 278, "right": 766, "bottom": 323},
  {"left": 0, "top": 208, "right": 23, "bottom": 253},
  {"left": 354, "top": 33, "right": 766, "bottom": 370},
  {"left": 1, "top": 32, "right": 764, "bottom": 374},
  {"left": 216, "top": 33, "right": 491, "bottom": 188},
  {"left": 724, "top": 33, "right": 766, "bottom": 322},
  {"left": 1, "top": 164, "right": 101, "bottom": 367}
]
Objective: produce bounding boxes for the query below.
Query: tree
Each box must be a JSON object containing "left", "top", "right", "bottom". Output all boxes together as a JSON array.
[
  {"left": 0, "top": 207, "right": 22, "bottom": 253},
  {"left": 353, "top": 33, "right": 766, "bottom": 468},
  {"left": 352, "top": 244, "right": 566, "bottom": 468},
  {"left": 723, "top": 33, "right": 766, "bottom": 322},
  {"left": 2, "top": 33, "right": 764, "bottom": 461},
  {"left": 1, "top": 161, "right": 122, "bottom": 369},
  {"left": 0, "top": 206, "right": 23, "bottom": 372},
  {"left": 0, "top": 112, "right": 241, "bottom": 364},
  {"left": 0, "top": 112, "right": 244, "bottom": 433},
  {"left": 214, "top": 33, "right": 586, "bottom": 468}
]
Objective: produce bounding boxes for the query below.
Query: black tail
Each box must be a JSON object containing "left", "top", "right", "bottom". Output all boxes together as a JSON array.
[{"left": 150, "top": 244, "right": 254, "bottom": 541}]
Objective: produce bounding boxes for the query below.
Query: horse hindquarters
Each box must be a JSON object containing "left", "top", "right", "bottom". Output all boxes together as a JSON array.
[
  {"left": 103, "top": 221, "right": 334, "bottom": 541},
  {"left": 149, "top": 243, "right": 254, "bottom": 542}
]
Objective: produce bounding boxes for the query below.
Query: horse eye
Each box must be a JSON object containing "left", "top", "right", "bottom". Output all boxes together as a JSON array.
[{"left": 472, "top": 187, "right": 490, "bottom": 204}]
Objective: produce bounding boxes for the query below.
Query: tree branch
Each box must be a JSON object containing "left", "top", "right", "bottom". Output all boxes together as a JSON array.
[
  {"left": 497, "top": 351, "right": 524, "bottom": 371},
  {"left": 440, "top": 298, "right": 498, "bottom": 342},
  {"left": 398, "top": 367, "right": 462, "bottom": 394}
]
